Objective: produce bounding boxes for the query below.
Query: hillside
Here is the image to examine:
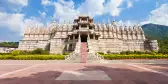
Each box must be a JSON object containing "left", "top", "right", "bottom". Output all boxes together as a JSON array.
[{"left": 142, "top": 24, "right": 168, "bottom": 40}]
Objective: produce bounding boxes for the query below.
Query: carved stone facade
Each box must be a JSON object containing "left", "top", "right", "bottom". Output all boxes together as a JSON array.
[{"left": 18, "top": 16, "right": 159, "bottom": 54}]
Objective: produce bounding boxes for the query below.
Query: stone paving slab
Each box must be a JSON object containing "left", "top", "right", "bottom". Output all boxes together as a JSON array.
[{"left": 56, "top": 71, "right": 111, "bottom": 80}]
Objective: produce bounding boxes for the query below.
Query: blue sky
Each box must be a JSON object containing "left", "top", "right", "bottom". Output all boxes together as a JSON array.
[{"left": 0, "top": 0, "right": 168, "bottom": 42}]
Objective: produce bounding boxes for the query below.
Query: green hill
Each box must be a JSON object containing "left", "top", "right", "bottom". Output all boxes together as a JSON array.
[
  {"left": 142, "top": 24, "right": 168, "bottom": 53},
  {"left": 142, "top": 23, "right": 168, "bottom": 40}
]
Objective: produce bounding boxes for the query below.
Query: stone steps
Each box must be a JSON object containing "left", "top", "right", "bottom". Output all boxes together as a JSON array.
[{"left": 81, "top": 42, "right": 87, "bottom": 63}]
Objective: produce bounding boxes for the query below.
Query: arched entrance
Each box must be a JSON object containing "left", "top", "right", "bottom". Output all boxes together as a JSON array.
[{"left": 81, "top": 35, "right": 87, "bottom": 42}]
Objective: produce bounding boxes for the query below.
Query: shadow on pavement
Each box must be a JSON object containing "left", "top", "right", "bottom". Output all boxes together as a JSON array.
[{"left": 0, "top": 65, "right": 168, "bottom": 84}]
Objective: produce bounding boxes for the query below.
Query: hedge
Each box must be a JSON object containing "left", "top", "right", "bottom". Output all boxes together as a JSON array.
[
  {"left": 101, "top": 54, "right": 168, "bottom": 60},
  {"left": 0, "top": 55, "right": 65, "bottom": 60}
]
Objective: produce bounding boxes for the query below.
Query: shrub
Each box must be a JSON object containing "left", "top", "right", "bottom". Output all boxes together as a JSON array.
[
  {"left": 11, "top": 50, "right": 20, "bottom": 56},
  {"left": 102, "top": 55, "right": 168, "bottom": 60},
  {"left": 97, "top": 52, "right": 104, "bottom": 55},
  {"left": 107, "top": 50, "right": 111, "bottom": 54},
  {"left": 19, "top": 50, "right": 31, "bottom": 55},
  {"left": 158, "top": 48, "right": 168, "bottom": 54},
  {"left": 100, "top": 54, "right": 168, "bottom": 60},
  {"left": 120, "top": 51, "right": 153, "bottom": 55},
  {"left": 134, "top": 51, "right": 144, "bottom": 55},
  {"left": 0, "top": 55, "right": 65, "bottom": 60},
  {"left": 0, "top": 53, "right": 10, "bottom": 55},
  {"left": 120, "top": 51, "right": 134, "bottom": 55},
  {"left": 63, "top": 52, "right": 70, "bottom": 55},
  {"left": 31, "top": 48, "right": 49, "bottom": 55}
]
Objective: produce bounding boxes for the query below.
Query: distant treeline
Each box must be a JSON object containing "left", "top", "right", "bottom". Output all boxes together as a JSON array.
[
  {"left": 0, "top": 42, "right": 19, "bottom": 48},
  {"left": 158, "top": 37, "right": 168, "bottom": 54}
]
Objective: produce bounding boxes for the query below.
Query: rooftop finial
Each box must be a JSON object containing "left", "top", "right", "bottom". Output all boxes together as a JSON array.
[{"left": 113, "top": 16, "right": 115, "bottom": 21}]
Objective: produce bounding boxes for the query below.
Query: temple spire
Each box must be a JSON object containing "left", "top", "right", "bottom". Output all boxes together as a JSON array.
[
  {"left": 98, "top": 21, "right": 100, "bottom": 24},
  {"left": 102, "top": 19, "right": 105, "bottom": 24},
  {"left": 107, "top": 18, "right": 110, "bottom": 24},
  {"left": 69, "top": 20, "right": 71, "bottom": 24}
]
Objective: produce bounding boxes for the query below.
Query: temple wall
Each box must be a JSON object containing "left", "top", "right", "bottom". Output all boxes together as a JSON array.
[
  {"left": 18, "top": 19, "right": 159, "bottom": 54},
  {"left": 18, "top": 40, "right": 49, "bottom": 51},
  {"left": 18, "top": 32, "right": 50, "bottom": 51},
  {"left": 88, "top": 39, "right": 146, "bottom": 53},
  {"left": 95, "top": 39, "right": 123, "bottom": 53},
  {"left": 50, "top": 38, "right": 64, "bottom": 54}
]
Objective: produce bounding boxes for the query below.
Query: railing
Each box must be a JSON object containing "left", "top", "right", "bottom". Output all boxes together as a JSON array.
[
  {"left": 95, "top": 53, "right": 104, "bottom": 60},
  {"left": 65, "top": 41, "right": 81, "bottom": 60},
  {"left": 87, "top": 42, "right": 104, "bottom": 60},
  {"left": 65, "top": 52, "right": 75, "bottom": 60},
  {"left": 65, "top": 52, "right": 80, "bottom": 60}
]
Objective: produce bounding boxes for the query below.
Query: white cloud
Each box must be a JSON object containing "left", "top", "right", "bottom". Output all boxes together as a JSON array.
[
  {"left": 118, "top": 20, "right": 139, "bottom": 26},
  {"left": 0, "top": 12, "right": 24, "bottom": 32},
  {"left": 8, "top": 0, "right": 28, "bottom": 6},
  {"left": 104, "top": 0, "right": 123, "bottom": 16},
  {"left": 24, "top": 17, "right": 44, "bottom": 28},
  {"left": 41, "top": 0, "right": 53, "bottom": 6},
  {"left": 0, "top": 12, "right": 43, "bottom": 36},
  {"left": 77, "top": 0, "right": 124, "bottom": 17},
  {"left": 127, "top": 0, "right": 133, "bottom": 8},
  {"left": 39, "top": 11, "right": 46, "bottom": 19},
  {"left": 77, "top": 0, "right": 105, "bottom": 17},
  {"left": 53, "top": 0, "right": 79, "bottom": 23},
  {"left": 42, "top": 0, "right": 136, "bottom": 22},
  {"left": 142, "top": 4, "right": 168, "bottom": 26},
  {"left": 156, "top": 2, "right": 159, "bottom": 8}
]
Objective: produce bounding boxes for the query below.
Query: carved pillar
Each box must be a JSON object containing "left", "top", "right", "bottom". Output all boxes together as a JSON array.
[
  {"left": 79, "top": 25, "right": 81, "bottom": 29},
  {"left": 87, "top": 34, "right": 90, "bottom": 40},
  {"left": 78, "top": 33, "right": 81, "bottom": 42},
  {"left": 73, "top": 34, "right": 75, "bottom": 40},
  {"left": 67, "top": 43, "right": 69, "bottom": 51},
  {"left": 68, "top": 36, "right": 70, "bottom": 41},
  {"left": 93, "top": 34, "right": 95, "bottom": 39}
]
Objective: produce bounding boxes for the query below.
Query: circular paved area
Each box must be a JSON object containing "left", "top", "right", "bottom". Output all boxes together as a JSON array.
[{"left": 0, "top": 60, "right": 168, "bottom": 84}]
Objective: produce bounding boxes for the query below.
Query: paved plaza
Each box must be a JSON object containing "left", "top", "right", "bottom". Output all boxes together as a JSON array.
[{"left": 0, "top": 60, "right": 168, "bottom": 84}]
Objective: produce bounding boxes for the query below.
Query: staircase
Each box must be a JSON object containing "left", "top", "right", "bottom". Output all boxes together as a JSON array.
[
  {"left": 87, "top": 41, "right": 104, "bottom": 61},
  {"left": 65, "top": 41, "right": 104, "bottom": 63},
  {"left": 80, "top": 42, "right": 87, "bottom": 63}
]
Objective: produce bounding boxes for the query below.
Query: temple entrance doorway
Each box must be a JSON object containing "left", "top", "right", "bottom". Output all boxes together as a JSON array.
[{"left": 81, "top": 35, "right": 87, "bottom": 42}]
